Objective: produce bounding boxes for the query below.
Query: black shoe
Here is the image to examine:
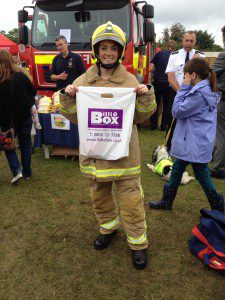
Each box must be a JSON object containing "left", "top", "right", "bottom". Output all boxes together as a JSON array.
[
  {"left": 131, "top": 249, "right": 147, "bottom": 270},
  {"left": 149, "top": 200, "right": 173, "bottom": 210},
  {"left": 94, "top": 231, "right": 117, "bottom": 250},
  {"left": 210, "top": 169, "right": 225, "bottom": 179}
]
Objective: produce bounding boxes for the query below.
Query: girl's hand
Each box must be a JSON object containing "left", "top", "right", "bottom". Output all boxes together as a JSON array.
[
  {"left": 183, "top": 77, "right": 191, "bottom": 85},
  {"left": 137, "top": 84, "right": 150, "bottom": 95},
  {"left": 65, "top": 84, "right": 77, "bottom": 97}
]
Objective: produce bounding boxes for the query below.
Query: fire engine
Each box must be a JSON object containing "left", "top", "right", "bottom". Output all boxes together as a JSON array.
[{"left": 18, "top": 0, "right": 155, "bottom": 97}]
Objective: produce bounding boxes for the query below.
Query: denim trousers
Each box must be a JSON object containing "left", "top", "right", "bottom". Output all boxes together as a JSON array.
[
  {"left": 168, "top": 159, "right": 219, "bottom": 198},
  {"left": 3, "top": 116, "right": 32, "bottom": 177}
]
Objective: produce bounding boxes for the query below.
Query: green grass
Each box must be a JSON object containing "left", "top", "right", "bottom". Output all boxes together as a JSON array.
[{"left": 0, "top": 128, "right": 224, "bottom": 299}]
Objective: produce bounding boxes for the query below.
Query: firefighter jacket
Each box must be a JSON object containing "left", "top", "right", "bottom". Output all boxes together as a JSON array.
[{"left": 59, "top": 63, "right": 156, "bottom": 182}]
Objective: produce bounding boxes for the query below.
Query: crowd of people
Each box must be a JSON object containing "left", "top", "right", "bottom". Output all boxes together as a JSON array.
[{"left": 0, "top": 22, "right": 224, "bottom": 270}]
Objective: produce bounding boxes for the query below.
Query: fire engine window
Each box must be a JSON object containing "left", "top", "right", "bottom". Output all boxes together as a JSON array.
[{"left": 32, "top": 1, "right": 131, "bottom": 51}]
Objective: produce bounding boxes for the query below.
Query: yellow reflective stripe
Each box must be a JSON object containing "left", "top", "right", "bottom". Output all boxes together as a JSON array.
[
  {"left": 127, "top": 231, "right": 147, "bottom": 245},
  {"left": 136, "top": 99, "right": 157, "bottom": 113},
  {"left": 34, "top": 55, "right": 56, "bottom": 64},
  {"left": 101, "top": 216, "right": 120, "bottom": 230},
  {"left": 80, "top": 164, "right": 141, "bottom": 178},
  {"left": 58, "top": 100, "right": 77, "bottom": 114},
  {"left": 143, "top": 55, "right": 147, "bottom": 68},
  {"left": 133, "top": 52, "right": 139, "bottom": 70},
  {"left": 144, "top": 221, "right": 147, "bottom": 230}
]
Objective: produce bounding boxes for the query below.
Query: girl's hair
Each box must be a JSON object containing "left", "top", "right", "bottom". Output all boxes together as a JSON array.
[
  {"left": 0, "top": 50, "right": 18, "bottom": 83},
  {"left": 184, "top": 57, "right": 218, "bottom": 92}
]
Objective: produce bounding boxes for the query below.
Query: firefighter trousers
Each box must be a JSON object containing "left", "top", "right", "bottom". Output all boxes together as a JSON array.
[{"left": 88, "top": 176, "right": 148, "bottom": 250}]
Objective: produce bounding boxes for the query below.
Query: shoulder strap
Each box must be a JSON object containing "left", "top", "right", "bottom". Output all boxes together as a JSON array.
[{"left": 192, "top": 225, "right": 225, "bottom": 258}]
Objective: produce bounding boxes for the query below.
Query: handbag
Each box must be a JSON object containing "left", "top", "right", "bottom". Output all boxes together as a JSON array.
[
  {"left": 0, "top": 75, "right": 16, "bottom": 152},
  {"left": 0, "top": 129, "right": 15, "bottom": 151},
  {"left": 189, "top": 208, "right": 225, "bottom": 275}
]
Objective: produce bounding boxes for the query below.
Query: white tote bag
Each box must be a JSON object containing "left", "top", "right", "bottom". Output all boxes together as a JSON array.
[{"left": 76, "top": 86, "right": 136, "bottom": 160}]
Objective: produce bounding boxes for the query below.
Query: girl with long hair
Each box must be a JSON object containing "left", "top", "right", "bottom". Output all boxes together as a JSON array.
[
  {"left": 149, "top": 58, "right": 224, "bottom": 212},
  {"left": 0, "top": 50, "right": 36, "bottom": 183}
]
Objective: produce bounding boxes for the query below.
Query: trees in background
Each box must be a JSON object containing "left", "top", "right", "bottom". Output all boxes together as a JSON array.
[
  {"left": 0, "top": 28, "right": 19, "bottom": 44},
  {"left": 159, "top": 22, "right": 223, "bottom": 51}
]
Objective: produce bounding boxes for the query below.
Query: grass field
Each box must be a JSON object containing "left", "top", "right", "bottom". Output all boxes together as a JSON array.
[{"left": 0, "top": 128, "right": 224, "bottom": 299}]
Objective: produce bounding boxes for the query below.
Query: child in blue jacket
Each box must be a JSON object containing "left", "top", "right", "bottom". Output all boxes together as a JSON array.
[{"left": 149, "top": 58, "right": 224, "bottom": 212}]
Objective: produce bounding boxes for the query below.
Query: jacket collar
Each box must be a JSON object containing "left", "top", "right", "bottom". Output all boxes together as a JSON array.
[
  {"left": 189, "top": 79, "right": 209, "bottom": 94},
  {"left": 86, "top": 63, "right": 127, "bottom": 83}
]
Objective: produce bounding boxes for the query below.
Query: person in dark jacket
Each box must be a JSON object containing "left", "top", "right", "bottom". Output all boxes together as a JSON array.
[
  {"left": 0, "top": 50, "right": 36, "bottom": 184},
  {"left": 210, "top": 25, "right": 225, "bottom": 179},
  {"left": 51, "top": 35, "right": 85, "bottom": 90},
  {"left": 149, "top": 40, "right": 177, "bottom": 130}
]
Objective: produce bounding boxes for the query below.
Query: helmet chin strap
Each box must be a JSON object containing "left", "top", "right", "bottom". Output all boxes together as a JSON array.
[{"left": 97, "top": 58, "right": 119, "bottom": 70}]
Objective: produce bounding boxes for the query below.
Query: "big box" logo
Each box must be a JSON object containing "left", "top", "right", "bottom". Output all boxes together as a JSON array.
[{"left": 88, "top": 108, "right": 123, "bottom": 129}]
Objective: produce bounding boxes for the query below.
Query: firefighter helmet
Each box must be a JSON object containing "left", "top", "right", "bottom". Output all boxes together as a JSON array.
[{"left": 91, "top": 21, "right": 126, "bottom": 60}]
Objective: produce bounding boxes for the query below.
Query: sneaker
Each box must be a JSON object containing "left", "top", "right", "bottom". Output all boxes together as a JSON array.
[
  {"left": 11, "top": 173, "right": 22, "bottom": 184},
  {"left": 23, "top": 175, "right": 31, "bottom": 180}
]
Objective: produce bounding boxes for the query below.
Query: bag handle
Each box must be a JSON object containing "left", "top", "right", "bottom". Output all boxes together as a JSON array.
[
  {"left": 192, "top": 226, "right": 225, "bottom": 258},
  {"left": 203, "top": 254, "right": 225, "bottom": 270}
]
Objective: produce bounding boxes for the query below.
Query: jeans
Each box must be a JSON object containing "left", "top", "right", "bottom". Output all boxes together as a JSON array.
[
  {"left": 168, "top": 159, "right": 219, "bottom": 198},
  {"left": 4, "top": 116, "right": 32, "bottom": 177}
]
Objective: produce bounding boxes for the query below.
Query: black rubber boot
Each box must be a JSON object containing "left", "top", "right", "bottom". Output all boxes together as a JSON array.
[
  {"left": 207, "top": 193, "right": 224, "bottom": 212},
  {"left": 149, "top": 184, "right": 178, "bottom": 210},
  {"left": 94, "top": 230, "right": 117, "bottom": 250},
  {"left": 131, "top": 249, "right": 147, "bottom": 270}
]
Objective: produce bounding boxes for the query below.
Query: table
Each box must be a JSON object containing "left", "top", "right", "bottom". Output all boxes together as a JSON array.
[{"left": 34, "top": 113, "right": 79, "bottom": 158}]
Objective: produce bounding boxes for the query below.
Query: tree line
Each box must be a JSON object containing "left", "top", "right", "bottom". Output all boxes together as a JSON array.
[
  {"left": 158, "top": 22, "right": 223, "bottom": 51},
  {"left": 0, "top": 28, "right": 19, "bottom": 44}
]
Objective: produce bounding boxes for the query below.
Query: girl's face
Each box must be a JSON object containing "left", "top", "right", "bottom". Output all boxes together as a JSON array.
[
  {"left": 98, "top": 40, "right": 119, "bottom": 65},
  {"left": 184, "top": 71, "right": 197, "bottom": 85}
]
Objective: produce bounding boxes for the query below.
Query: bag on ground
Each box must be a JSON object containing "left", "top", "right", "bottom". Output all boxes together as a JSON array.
[
  {"left": 76, "top": 86, "right": 136, "bottom": 160},
  {"left": 189, "top": 208, "right": 225, "bottom": 275}
]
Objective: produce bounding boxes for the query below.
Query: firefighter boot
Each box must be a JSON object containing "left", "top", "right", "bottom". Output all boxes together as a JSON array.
[
  {"left": 207, "top": 193, "right": 224, "bottom": 212},
  {"left": 94, "top": 230, "right": 117, "bottom": 250},
  {"left": 131, "top": 249, "right": 147, "bottom": 270},
  {"left": 148, "top": 184, "right": 178, "bottom": 210}
]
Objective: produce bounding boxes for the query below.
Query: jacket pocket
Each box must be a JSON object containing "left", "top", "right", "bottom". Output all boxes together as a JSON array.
[{"left": 171, "top": 130, "right": 187, "bottom": 157}]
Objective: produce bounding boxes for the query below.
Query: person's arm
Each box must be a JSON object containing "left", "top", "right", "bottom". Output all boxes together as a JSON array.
[
  {"left": 51, "top": 57, "right": 68, "bottom": 81},
  {"left": 149, "top": 62, "right": 155, "bottom": 73},
  {"left": 149, "top": 52, "right": 157, "bottom": 72},
  {"left": 212, "top": 52, "right": 225, "bottom": 77},
  {"left": 166, "top": 53, "right": 180, "bottom": 92},
  {"left": 58, "top": 74, "right": 85, "bottom": 124},
  {"left": 133, "top": 84, "right": 157, "bottom": 125},
  {"left": 76, "top": 55, "right": 86, "bottom": 77},
  {"left": 51, "top": 72, "right": 68, "bottom": 81},
  {"left": 168, "top": 72, "right": 180, "bottom": 92},
  {"left": 23, "top": 73, "right": 37, "bottom": 97},
  {"left": 172, "top": 81, "right": 204, "bottom": 119}
]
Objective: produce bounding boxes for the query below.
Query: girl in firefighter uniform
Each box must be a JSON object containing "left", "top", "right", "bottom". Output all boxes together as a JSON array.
[{"left": 59, "top": 21, "right": 156, "bottom": 269}]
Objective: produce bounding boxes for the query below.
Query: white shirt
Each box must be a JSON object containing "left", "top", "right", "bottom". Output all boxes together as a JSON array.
[{"left": 166, "top": 48, "right": 205, "bottom": 87}]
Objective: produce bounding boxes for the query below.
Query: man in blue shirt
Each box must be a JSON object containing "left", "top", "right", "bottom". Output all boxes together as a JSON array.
[
  {"left": 51, "top": 35, "right": 85, "bottom": 90},
  {"left": 149, "top": 40, "right": 177, "bottom": 130}
]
